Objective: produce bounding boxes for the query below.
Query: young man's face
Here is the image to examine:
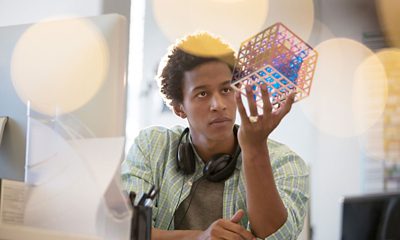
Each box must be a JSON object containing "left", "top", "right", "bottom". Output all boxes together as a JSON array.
[{"left": 177, "top": 60, "right": 237, "bottom": 142}]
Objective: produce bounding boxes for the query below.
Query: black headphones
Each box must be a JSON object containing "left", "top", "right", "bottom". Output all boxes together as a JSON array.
[{"left": 176, "top": 125, "right": 241, "bottom": 182}]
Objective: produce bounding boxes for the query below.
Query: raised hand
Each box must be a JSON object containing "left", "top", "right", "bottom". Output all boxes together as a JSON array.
[{"left": 235, "top": 84, "right": 295, "bottom": 150}]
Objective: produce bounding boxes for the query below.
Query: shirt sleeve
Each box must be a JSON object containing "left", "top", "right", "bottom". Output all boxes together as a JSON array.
[
  {"left": 249, "top": 150, "right": 309, "bottom": 240},
  {"left": 121, "top": 130, "right": 159, "bottom": 225}
]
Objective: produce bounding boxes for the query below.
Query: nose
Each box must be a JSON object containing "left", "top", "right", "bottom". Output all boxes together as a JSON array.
[{"left": 210, "top": 93, "right": 227, "bottom": 111}]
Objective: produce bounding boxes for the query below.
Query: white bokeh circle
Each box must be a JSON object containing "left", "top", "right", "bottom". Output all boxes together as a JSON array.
[
  {"left": 11, "top": 17, "right": 109, "bottom": 116},
  {"left": 300, "top": 38, "right": 388, "bottom": 138}
]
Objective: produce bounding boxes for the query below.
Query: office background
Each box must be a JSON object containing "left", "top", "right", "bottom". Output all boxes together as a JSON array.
[{"left": 0, "top": 0, "right": 399, "bottom": 240}]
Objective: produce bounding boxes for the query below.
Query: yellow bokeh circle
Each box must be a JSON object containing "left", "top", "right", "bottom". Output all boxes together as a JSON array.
[
  {"left": 152, "top": 0, "right": 269, "bottom": 51},
  {"left": 11, "top": 17, "right": 109, "bottom": 116}
]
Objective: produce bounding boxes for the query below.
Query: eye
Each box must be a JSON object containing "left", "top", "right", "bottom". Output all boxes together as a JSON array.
[
  {"left": 197, "top": 91, "right": 207, "bottom": 97},
  {"left": 222, "top": 87, "right": 232, "bottom": 94}
]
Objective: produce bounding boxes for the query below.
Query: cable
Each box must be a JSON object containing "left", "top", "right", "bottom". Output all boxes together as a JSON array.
[{"left": 174, "top": 176, "right": 206, "bottom": 229}]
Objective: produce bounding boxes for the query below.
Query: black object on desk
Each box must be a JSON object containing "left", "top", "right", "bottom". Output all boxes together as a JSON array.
[
  {"left": 130, "top": 186, "right": 158, "bottom": 240},
  {"left": 131, "top": 205, "right": 152, "bottom": 240},
  {"left": 341, "top": 192, "right": 400, "bottom": 240}
]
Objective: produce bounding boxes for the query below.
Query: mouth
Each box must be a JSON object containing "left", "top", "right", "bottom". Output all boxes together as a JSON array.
[{"left": 209, "top": 117, "right": 231, "bottom": 125}]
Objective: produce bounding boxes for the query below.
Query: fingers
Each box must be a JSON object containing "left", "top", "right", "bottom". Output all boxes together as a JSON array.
[
  {"left": 235, "top": 91, "right": 251, "bottom": 124},
  {"left": 236, "top": 84, "right": 296, "bottom": 130},
  {"left": 222, "top": 221, "right": 255, "bottom": 240},
  {"left": 207, "top": 217, "right": 255, "bottom": 240},
  {"left": 230, "top": 209, "right": 245, "bottom": 223},
  {"left": 245, "top": 84, "right": 258, "bottom": 117},
  {"left": 230, "top": 210, "right": 254, "bottom": 240},
  {"left": 261, "top": 84, "right": 272, "bottom": 114},
  {"left": 276, "top": 91, "right": 296, "bottom": 119}
]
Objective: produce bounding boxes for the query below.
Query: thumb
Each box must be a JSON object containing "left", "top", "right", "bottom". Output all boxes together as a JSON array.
[{"left": 230, "top": 209, "right": 245, "bottom": 223}]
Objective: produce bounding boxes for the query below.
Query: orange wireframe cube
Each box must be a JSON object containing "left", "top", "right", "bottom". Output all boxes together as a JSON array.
[{"left": 232, "top": 22, "right": 318, "bottom": 111}]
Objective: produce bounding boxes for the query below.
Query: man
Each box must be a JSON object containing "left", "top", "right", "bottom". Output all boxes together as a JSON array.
[{"left": 121, "top": 32, "right": 309, "bottom": 240}]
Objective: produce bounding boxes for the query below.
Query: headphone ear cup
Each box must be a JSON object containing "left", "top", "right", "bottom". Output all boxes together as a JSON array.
[
  {"left": 178, "top": 142, "right": 196, "bottom": 175},
  {"left": 203, "top": 154, "right": 232, "bottom": 182}
]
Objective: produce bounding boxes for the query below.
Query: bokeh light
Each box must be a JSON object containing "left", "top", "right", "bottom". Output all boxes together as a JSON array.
[
  {"left": 352, "top": 52, "right": 388, "bottom": 135},
  {"left": 11, "top": 17, "right": 109, "bottom": 116},
  {"left": 376, "top": 0, "right": 400, "bottom": 48},
  {"left": 300, "top": 38, "right": 388, "bottom": 138},
  {"left": 152, "top": 0, "right": 268, "bottom": 51},
  {"left": 360, "top": 48, "right": 400, "bottom": 161},
  {"left": 265, "top": 0, "right": 314, "bottom": 41},
  {"left": 177, "top": 32, "right": 236, "bottom": 65}
]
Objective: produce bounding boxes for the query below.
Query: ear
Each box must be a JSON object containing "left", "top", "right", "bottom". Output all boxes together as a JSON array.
[{"left": 173, "top": 104, "right": 187, "bottom": 119}]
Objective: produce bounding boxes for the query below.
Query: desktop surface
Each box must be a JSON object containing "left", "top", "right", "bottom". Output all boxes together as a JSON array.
[{"left": 0, "top": 224, "right": 100, "bottom": 240}]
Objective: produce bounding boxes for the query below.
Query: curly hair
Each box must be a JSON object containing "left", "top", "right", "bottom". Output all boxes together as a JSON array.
[{"left": 157, "top": 32, "right": 236, "bottom": 108}]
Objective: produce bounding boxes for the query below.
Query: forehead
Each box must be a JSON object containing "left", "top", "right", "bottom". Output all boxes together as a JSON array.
[{"left": 182, "top": 61, "right": 232, "bottom": 90}]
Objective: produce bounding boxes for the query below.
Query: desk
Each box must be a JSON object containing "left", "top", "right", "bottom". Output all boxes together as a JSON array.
[{"left": 0, "top": 224, "right": 100, "bottom": 240}]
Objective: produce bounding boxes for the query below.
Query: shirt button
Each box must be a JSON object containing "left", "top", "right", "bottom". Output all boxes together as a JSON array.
[{"left": 188, "top": 181, "right": 192, "bottom": 186}]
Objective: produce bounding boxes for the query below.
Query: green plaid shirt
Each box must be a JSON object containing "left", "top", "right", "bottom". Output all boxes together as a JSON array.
[{"left": 121, "top": 126, "right": 309, "bottom": 240}]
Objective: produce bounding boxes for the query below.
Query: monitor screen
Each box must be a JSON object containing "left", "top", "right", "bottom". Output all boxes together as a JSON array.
[
  {"left": 0, "top": 14, "right": 128, "bottom": 181},
  {"left": 341, "top": 192, "right": 400, "bottom": 240}
]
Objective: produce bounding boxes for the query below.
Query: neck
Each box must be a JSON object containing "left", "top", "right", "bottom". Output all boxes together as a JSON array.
[{"left": 190, "top": 131, "right": 236, "bottom": 163}]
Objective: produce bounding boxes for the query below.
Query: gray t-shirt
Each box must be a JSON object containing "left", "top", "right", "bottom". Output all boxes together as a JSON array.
[{"left": 174, "top": 177, "right": 224, "bottom": 230}]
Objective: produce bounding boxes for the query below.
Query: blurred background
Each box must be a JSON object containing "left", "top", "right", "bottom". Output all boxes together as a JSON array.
[{"left": 0, "top": 0, "right": 399, "bottom": 239}]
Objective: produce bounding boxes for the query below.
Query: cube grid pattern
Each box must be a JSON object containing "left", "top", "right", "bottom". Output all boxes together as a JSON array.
[{"left": 231, "top": 22, "right": 318, "bottom": 110}]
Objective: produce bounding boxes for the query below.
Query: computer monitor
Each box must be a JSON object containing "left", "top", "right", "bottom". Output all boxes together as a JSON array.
[
  {"left": 341, "top": 192, "right": 400, "bottom": 240},
  {"left": 0, "top": 14, "right": 128, "bottom": 181}
]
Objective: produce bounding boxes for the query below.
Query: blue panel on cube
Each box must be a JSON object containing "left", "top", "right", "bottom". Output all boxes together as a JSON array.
[
  {"left": 266, "top": 77, "right": 274, "bottom": 83},
  {"left": 289, "top": 74, "right": 298, "bottom": 83},
  {"left": 272, "top": 72, "right": 281, "bottom": 79},
  {"left": 258, "top": 71, "right": 266, "bottom": 77},
  {"left": 272, "top": 82, "right": 281, "bottom": 89}
]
